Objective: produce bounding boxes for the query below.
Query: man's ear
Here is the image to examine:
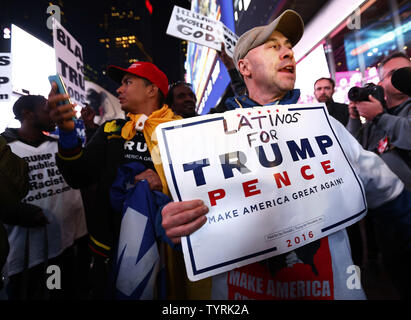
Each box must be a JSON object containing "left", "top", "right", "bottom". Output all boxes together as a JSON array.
[
  {"left": 238, "top": 58, "right": 251, "bottom": 78},
  {"left": 21, "top": 109, "right": 33, "bottom": 122},
  {"left": 147, "top": 83, "right": 158, "bottom": 98}
]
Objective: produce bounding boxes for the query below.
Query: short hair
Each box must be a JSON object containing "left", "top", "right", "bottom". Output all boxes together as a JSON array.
[
  {"left": 157, "top": 90, "right": 165, "bottom": 107},
  {"left": 379, "top": 51, "right": 409, "bottom": 68},
  {"left": 378, "top": 51, "right": 410, "bottom": 77},
  {"left": 314, "top": 77, "right": 335, "bottom": 89},
  {"left": 165, "top": 81, "right": 194, "bottom": 107},
  {"left": 140, "top": 77, "right": 165, "bottom": 107},
  {"left": 13, "top": 95, "right": 47, "bottom": 121}
]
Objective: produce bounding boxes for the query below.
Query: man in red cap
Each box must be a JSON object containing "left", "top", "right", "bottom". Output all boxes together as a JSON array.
[{"left": 47, "top": 61, "right": 180, "bottom": 299}]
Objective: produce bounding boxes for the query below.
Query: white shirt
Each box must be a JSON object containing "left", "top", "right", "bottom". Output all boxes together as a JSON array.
[{"left": 5, "top": 139, "right": 87, "bottom": 276}]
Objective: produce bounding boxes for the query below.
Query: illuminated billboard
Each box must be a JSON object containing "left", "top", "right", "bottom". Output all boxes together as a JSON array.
[
  {"left": 344, "top": 2, "right": 411, "bottom": 71},
  {"left": 0, "top": 24, "right": 56, "bottom": 132},
  {"left": 294, "top": 44, "right": 331, "bottom": 104},
  {"left": 11, "top": 24, "right": 56, "bottom": 97},
  {"left": 185, "top": 0, "right": 235, "bottom": 114}
]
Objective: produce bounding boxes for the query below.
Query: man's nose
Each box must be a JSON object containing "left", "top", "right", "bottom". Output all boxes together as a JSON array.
[
  {"left": 116, "top": 85, "right": 123, "bottom": 95},
  {"left": 184, "top": 95, "right": 196, "bottom": 103},
  {"left": 281, "top": 47, "right": 294, "bottom": 60}
]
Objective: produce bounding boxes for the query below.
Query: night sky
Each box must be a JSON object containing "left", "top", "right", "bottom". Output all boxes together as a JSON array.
[{"left": 1, "top": 0, "right": 191, "bottom": 94}]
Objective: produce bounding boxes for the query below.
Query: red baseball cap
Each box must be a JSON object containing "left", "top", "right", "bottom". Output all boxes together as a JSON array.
[{"left": 107, "top": 61, "right": 169, "bottom": 97}]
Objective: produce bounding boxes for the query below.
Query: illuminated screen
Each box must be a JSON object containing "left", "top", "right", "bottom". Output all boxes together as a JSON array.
[
  {"left": 295, "top": 44, "right": 331, "bottom": 104},
  {"left": 11, "top": 24, "right": 56, "bottom": 96},
  {"left": 0, "top": 25, "right": 56, "bottom": 132},
  {"left": 344, "top": 2, "right": 411, "bottom": 71},
  {"left": 185, "top": 0, "right": 235, "bottom": 114},
  {"left": 334, "top": 67, "right": 379, "bottom": 104}
]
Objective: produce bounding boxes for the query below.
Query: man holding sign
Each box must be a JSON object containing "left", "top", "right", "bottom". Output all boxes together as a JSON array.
[
  {"left": 161, "top": 10, "right": 411, "bottom": 300},
  {"left": 47, "top": 61, "right": 181, "bottom": 299}
]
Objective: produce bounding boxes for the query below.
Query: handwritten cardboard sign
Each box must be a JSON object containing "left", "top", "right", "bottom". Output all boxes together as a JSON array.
[{"left": 166, "top": 5, "right": 238, "bottom": 58}]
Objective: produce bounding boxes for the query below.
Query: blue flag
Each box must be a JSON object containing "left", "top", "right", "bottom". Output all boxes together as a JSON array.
[{"left": 110, "top": 162, "right": 171, "bottom": 299}]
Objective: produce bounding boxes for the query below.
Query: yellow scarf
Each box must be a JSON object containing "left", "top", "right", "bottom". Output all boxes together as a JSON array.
[
  {"left": 123, "top": 106, "right": 212, "bottom": 300},
  {"left": 121, "top": 105, "right": 182, "bottom": 196}
]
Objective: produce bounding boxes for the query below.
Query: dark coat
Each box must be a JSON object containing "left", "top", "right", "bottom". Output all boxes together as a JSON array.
[
  {"left": 0, "top": 134, "right": 30, "bottom": 288},
  {"left": 326, "top": 101, "right": 349, "bottom": 127},
  {"left": 55, "top": 118, "right": 155, "bottom": 257}
]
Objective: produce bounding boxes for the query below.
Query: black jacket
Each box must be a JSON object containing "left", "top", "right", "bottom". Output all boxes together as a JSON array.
[
  {"left": 0, "top": 134, "right": 30, "bottom": 282},
  {"left": 0, "top": 129, "right": 48, "bottom": 227},
  {"left": 56, "top": 118, "right": 154, "bottom": 258},
  {"left": 0, "top": 134, "right": 29, "bottom": 206},
  {"left": 326, "top": 101, "right": 349, "bottom": 127}
]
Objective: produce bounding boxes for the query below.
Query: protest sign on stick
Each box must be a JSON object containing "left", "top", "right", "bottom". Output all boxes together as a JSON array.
[
  {"left": 0, "top": 53, "right": 11, "bottom": 101},
  {"left": 53, "top": 19, "right": 86, "bottom": 107},
  {"left": 166, "top": 5, "right": 238, "bottom": 58}
]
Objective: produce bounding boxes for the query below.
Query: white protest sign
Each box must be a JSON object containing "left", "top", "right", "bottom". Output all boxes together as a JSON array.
[
  {"left": 156, "top": 104, "right": 367, "bottom": 281},
  {"left": 53, "top": 19, "right": 86, "bottom": 106},
  {"left": 0, "top": 53, "right": 12, "bottom": 101},
  {"left": 220, "top": 23, "right": 238, "bottom": 58},
  {"left": 166, "top": 5, "right": 238, "bottom": 58}
]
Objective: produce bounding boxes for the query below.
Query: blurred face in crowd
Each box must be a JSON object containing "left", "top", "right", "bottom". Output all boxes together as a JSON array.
[
  {"left": 314, "top": 79, "right": 334, "bottom": 103},
  {"left": 116, "top": 73, "right": 155, "bottom": 115},
  {"left": 379, "top": 57, "right": 411, "bottom": 106},
  {"left": 170, "top": 84, "right": 197, "bottom": 118},
  {"left": 32, "top": 99, "right": 56, "bottom": 132},
  {"left": 239, "top": 30, "right": 296, "bottom": 100}
]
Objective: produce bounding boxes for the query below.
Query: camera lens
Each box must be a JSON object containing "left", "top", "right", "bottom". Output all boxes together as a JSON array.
[{"left": 348, "top": 87, "right": 361, "bottom": 102}]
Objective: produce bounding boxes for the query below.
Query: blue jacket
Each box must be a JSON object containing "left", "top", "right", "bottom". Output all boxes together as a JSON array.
[{"left": 225, "top": 89, "right": 300, "bottom": 110}]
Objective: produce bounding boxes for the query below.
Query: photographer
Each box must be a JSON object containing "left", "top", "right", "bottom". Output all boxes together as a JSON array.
[
  {"left": 347, "top": 52, "right": 411, "bottom": 191},
  {"left": 346, "top": 51, "right": 411, "bottom": 299}
]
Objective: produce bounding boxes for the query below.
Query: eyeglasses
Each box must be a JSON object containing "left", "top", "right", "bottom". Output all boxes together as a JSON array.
[{"left": 380, "top": 68, "right": 398, "bottom": 81}]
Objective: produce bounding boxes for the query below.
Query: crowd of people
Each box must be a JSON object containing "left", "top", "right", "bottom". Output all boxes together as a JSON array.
[{"left": 0, "top": 9, "right": 410, "bottom": 301}]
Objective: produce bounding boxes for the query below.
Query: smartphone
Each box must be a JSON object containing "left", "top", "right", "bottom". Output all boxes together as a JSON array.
[{"left": 48, "top": 74, "right": 72, "bottom": 106}]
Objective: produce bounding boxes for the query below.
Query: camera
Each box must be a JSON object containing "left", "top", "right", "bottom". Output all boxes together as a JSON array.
[{"left": 348, "top": 83, "right": 386, "bottom": 106}]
